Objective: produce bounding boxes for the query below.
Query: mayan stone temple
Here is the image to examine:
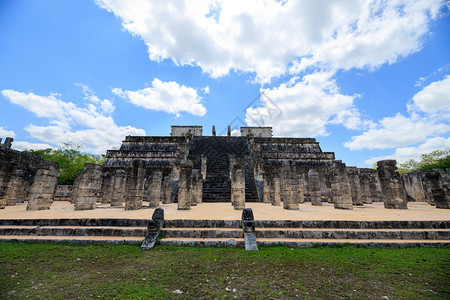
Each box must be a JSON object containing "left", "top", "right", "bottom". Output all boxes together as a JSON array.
[
  {"left": 0, "top": 127, "right": 449, "bottom": 248},
  {"left": 1, "top": 126, "right": 450, "bottom": 211}
]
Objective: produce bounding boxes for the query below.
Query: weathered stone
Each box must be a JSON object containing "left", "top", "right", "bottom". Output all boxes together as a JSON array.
[
  {"left": 178, "top": 159, "right": 193, "bottom": 210},
  {"left": 3, "top": 137, "right": 13, "bottom": 149},
  {"left": 4, "top": 168, "right": 31, "bottom": 205},
  {"left": 403, "top": 172, "right": 427, "bottom": 202},
  {"left": 423, "top": 171, "right": 450, "bottom": 209},
  {"left": 27, "top": 161, "right": 59, "bottom": 210},
  {"left": 54, "top": 185, "right": 73, "bottom": 201},
  {"left": 282, "top": 161, "right": 299, "bottom": 210},
  {"left": 230, "top": 157, "right": 245, "bottom": 209},
  {"left": 111, "top": 169, "right": 127, "bottom": 207},
  {"left": 147, "top": 170, "right": 162, "bottom": 208},
  {"left": 74, "top": 164, "right": 103, "bottom": 210},
  {"left": 271, "top": 173, "right": 281, "bottom": 206},
  {"left": 308, "top": 169, "right": 322, "bottom": 206},
  {"left": 100, "top": 172, "right": 114, "bottom": 204},
  {"left": 377, "top": 160, "right": 408, "bottom": 209},
  {"left": 262, "top": 172, "right": 271, "bottom": 204},
  {"left": 330, "top": 162, "right": 353, "bottom": 210},
  {"left": 125, "top": 160, "right": 145, "bottom": 210},
  {"left": 242, "top": 208, "right": 258, "bottom": 251},
  {"left": 347, "top": 167, "right": 363, "bottom": 206},
  {"left": 162, "top": 176, "right": 172, "bottom": 204},
  {"left": 191, "top": 169, "right": 202, "bottom": 206},
  {"left": 141, "top": 208, "right": 164, "bottom": 249}
]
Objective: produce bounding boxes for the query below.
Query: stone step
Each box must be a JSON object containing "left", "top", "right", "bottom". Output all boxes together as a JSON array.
[
  {"left": 161, "top": 228, "right": 243, "bottom": 239},
  {"left": 159, "top": 237, "right": 450, "bottom": 248},
  {"left": 0, "top": 226, "right": 147, "bottom": 237},
  {"left": 0, "top": 235, "right": 143, "bottom": 245}
]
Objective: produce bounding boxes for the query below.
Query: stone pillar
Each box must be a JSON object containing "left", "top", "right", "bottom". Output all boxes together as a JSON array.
[
  {"left": 297, "top": 172, "right": 305, "bottom": 204},
  {"left": 212, "top": 125, "right": 216, "bottom": 136},
  {"left": 4, "top": 168, "right": 31, "bottom": 205},
  {"left": 227, "top": 125, "right": 231, "bottom": 137},
  {"left": 347, "top": 167, "right": 363, "bottom": 206},
  {"left": 370, "top": 171, "right": 384, "bottom": 202},
  {"left": 253, "top": 161, "right": 264, "bottom": 202},
  {"left": 423, "top": 171, "right": 449, "bottom": 209},
  {"left": 330, "top": 162, "right": 353, "bottom": 210},
  {"left": 148, "top": 170, "right": 162, "bottom": 208},
  {"left": 271, "top": 172, "right": 281, "bottom": 206},
  {"left": 282, "top": 162, "right": 299, "bottom": 210},
  {"left": 308, "top": 169, "right": 322, "bottom": 206},
  {"left": 230, "top": 157, "right": 245, "bottom": 210},
  {"left": 201, "top": 155, "right": 207, "bottom": 180},
  {"left": 162, "top": 175, "right": 172, "bottom": 204},
  {"left": 3, "top": 137, "right": 13, "bottom": 149},
  {"left": 111, "top": 169, "right": 127, "bottom": 207},
  {"left": 262, "top": 172, "right": 271, "bottom": 204},
  {"left": 377, "top": 160, "right": 408, "bottom": 209},
  {"left": 242, "top": 208, "right": 258, "bottom": 251},
  {"left": 73, "top": 164, "right": 103, "bottom": 210},
  {"left": 191, "top": 169, "right": 202, "bottom": 206},
  {"left": 402, "top": 172, "right": 427, "bottom": 202},
  {"left": 100, "top": 172, "right": 114, "bottom": 204},
  {"left": 125, "top": 160, "right": 146, "bottom": 210},
  {"left": 178, "top": 159, "right": 193, "bottom": 210},
  {"left": 27, "top": 161, "right": 59, "bottom": 210}
]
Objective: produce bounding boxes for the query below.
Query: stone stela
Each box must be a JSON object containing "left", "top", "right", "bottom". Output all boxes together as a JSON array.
[{"left": 0, "top": 126, "right": 449, "bottom": 211}]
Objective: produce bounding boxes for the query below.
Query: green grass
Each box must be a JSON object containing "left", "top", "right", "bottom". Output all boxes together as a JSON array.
[{"left": 0, "top": 242, "right": 449, "bottom": 299}]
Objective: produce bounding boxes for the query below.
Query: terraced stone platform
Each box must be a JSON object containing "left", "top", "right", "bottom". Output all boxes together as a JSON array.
[{"left": 0, "top": 202, "right": 448, "bottom": 247}]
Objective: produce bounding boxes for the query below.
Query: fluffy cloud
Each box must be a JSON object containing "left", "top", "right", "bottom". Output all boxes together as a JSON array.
[
  {"left": 12, "top": 141, "right": 55, "bottom": 151},
  {"left": 365, "top": 137, "right": 450, "bottom": 165},
  {"left": 344, "top": 113, "right": 449, "bottom": 150},
  {"left": 112, "top": 78, "right": 206, "bottom": 117},
  {"left": 1, "top": 88, "right": 145, "bottom": 153},
  {"left": 96, "top": 0, "right": 445, "bottom": 82},
  {"left": 0, "top": 126, "right": 15, "bottom": 138},
  {"left": 245, "top": 72, "right": 359, "bottom": 137},
  {"left": 410, "top": 75, "right": 450, "bottom": 118}
]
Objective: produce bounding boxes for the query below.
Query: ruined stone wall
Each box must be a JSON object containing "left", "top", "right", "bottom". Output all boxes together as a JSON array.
[
  {"left": 27, "top": 161, "right": 59, "bottom": 210},
  {"left": 171, "top": 126, "right": 203, "bottom": 137},
  {"left": 402, "top": 172, "right": 427, "bottom": 202},
  {"left": 241, "top": 127, "right": 273, "bottom": 137},
  {"left": 54, "top": 185, "right": 73, "bottom": 201},
  {"left": 74, "top": 164, "right": 103, "bottom": 210}
]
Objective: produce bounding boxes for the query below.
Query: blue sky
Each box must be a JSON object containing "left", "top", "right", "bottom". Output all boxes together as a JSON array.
[{"left": 0, "top": 0, "right": 449, "bottom": 167}]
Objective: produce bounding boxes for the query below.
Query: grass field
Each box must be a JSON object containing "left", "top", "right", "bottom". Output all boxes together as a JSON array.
[{"left": 0, "top": 242, "right": 449, "bottom": 299}]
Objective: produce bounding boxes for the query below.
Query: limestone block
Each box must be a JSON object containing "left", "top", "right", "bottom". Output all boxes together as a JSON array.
[
  {"left": 27, "top": 161, "right": 59, "bottom": 210},
  {"left": 125, "top": 160, "right": 146, "bottom": 210},
  {"left": 100, "top": 172, "right": 114, "bottom": 204},
  {"left": 308, "top": 169, "right": 322, "bottom": 206},
  {"left": 271, "top": 175, "right": 281, "bottom": 206},
  {"left": 330, "top": 162, "right": 353, "bottom": 210},
  {"left": 148, "top": 170, "right": 162, "bottom": 208},
  {"left": 347, "top": 167, "right": 363, "bottom": 206},
  {"left": 230, "top": 158, "right": 245, "bottom": 210},
  {"left": 111, "top": 169, "right": 127, "bottom": 207},
  {"left": 178, "top": 160, "right": 193, "bottom": 210},
  {"left": 191, "top": 169, "right": 202, "bottom": 206},
  {"left": 282, "top": 162, "right": 299, "bottom": 210},
  {"left": 423, "top": 171, "right": 449, "bottom": 209},
  {"left": 74, "top": 164, "right": 103, "bottom": 210},
  {"left": 377, "top": 160, "right": 408, "bottom": 209}
]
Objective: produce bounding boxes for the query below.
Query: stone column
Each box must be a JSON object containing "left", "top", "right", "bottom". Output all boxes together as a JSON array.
[
  {"left": 125, "top": 160, "right": 146, "bottom": 210},
  {"left": 191, "top": 169, "right": 202, "bottom": 206},
  {"left": 111, "top": 169, "right": 127, "bottom": 207},
  {"left": 253, "top": 161, "right": 264, "bottom": 202},
  {"left": 4, "top": 168, "right": 31, "bottom": 205},
  {"left": 308, "top": 169, "right": 322, "bottom": 206},
  {"left": 423, "top": 171, "right": 449, "bottom": 209},
  {"left": 73, "top": 164, "right": 103, "bottom": 210},
  {"left": 27, "top": 161, "right": 59, "bottom": 210},
  {"left": 377, "top": 160, "right": 408, "bottom": 209},
  {"left": 100, "top": 172, "right": 114, "bottom": 204},
  {"left": 330, "top": 162, "right": 353, "bottom": 210},
  {"left": 402, "top": 172, "right": 427, "bottom": 202},
  {"left": 297, "top": 172, "right": 305, "bottom": 204},
  {"left": 271, "top": 172, "right": 281, "bottom": 206},
  {"left": 147, "top": 170, "right": 162, "bottom": 208},
  {"left": 347, "top": 167, "right": 363, "bottom": 206},
  {"left": 201, "top": 155, "right": 207, "bottom": 180},
  {"left": 282, "top": 162, "right": 299, "bottom": 210},
  {"left": 3, "top": 137, "right": 13, "bottom": 149},
  {"left": 262, "top": 172, "right": 272, "bottom": 204},
  {"left": 370, "top": 171, "right": 384, "bottom": 202},
  {"left": 230, "top": 157, "right": 245, "bottom": 210},
  {"left": 162, "top": 175, "right": 172, "bottom": 204},
  {"left": 178, "top": 160, "right": 193, "bottom": 210}
]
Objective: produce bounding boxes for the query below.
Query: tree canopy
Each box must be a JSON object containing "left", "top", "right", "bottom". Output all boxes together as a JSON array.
[
  {"left": 397, "top": 148, "right": 450, "bottom": 174},
  {"left": 24, "top": 143, "right": 105, "bottom": 185}
]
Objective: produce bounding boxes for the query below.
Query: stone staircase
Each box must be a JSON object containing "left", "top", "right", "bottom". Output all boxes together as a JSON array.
[
  {"left": 0, "top": 218, "right": 449, "bottom": 247},
  {"left": 188, "top": 137, "right": 259, "bottom": 202},
  {"left": 160, "top": 219, "right": 450, "bottom": 248}
]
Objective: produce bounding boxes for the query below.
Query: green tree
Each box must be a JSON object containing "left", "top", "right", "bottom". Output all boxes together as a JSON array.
[
  {"left": 397, "top": 148, "right": 450, "bottom": 174},
  {"left": 24, "top": 143, "right": 105, "bottom": 185}
]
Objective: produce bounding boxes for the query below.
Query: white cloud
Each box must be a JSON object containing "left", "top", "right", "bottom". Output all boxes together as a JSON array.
[
  {"left": 12, "top": 141, "right": 55, "bottom": 151},
  {"left": 76, "top": 83, "right": 115, "bottom": 115},
  {"left": 1, "top": 89, "right": 145, "bottom": 153},
  {"left": 410, "top": 75, "right": 450, "bottom": 118},
  {"left": 112, "top": 78, "right": 206, "bottom": 117},
  {"left": 344, "top": 113, "right": 449, "bottom": 150},
  {"left": 245, "top": 72, "right": 358, "bottom": 137},
  {"left": 96, "top": 0, "right": 446, "bottom": 82},
  {"left": 0, "top": 126, "right": 15, "bottom": 138},
  {"left": 365, "top": 137, "right": 450, "bottom": 165}
]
